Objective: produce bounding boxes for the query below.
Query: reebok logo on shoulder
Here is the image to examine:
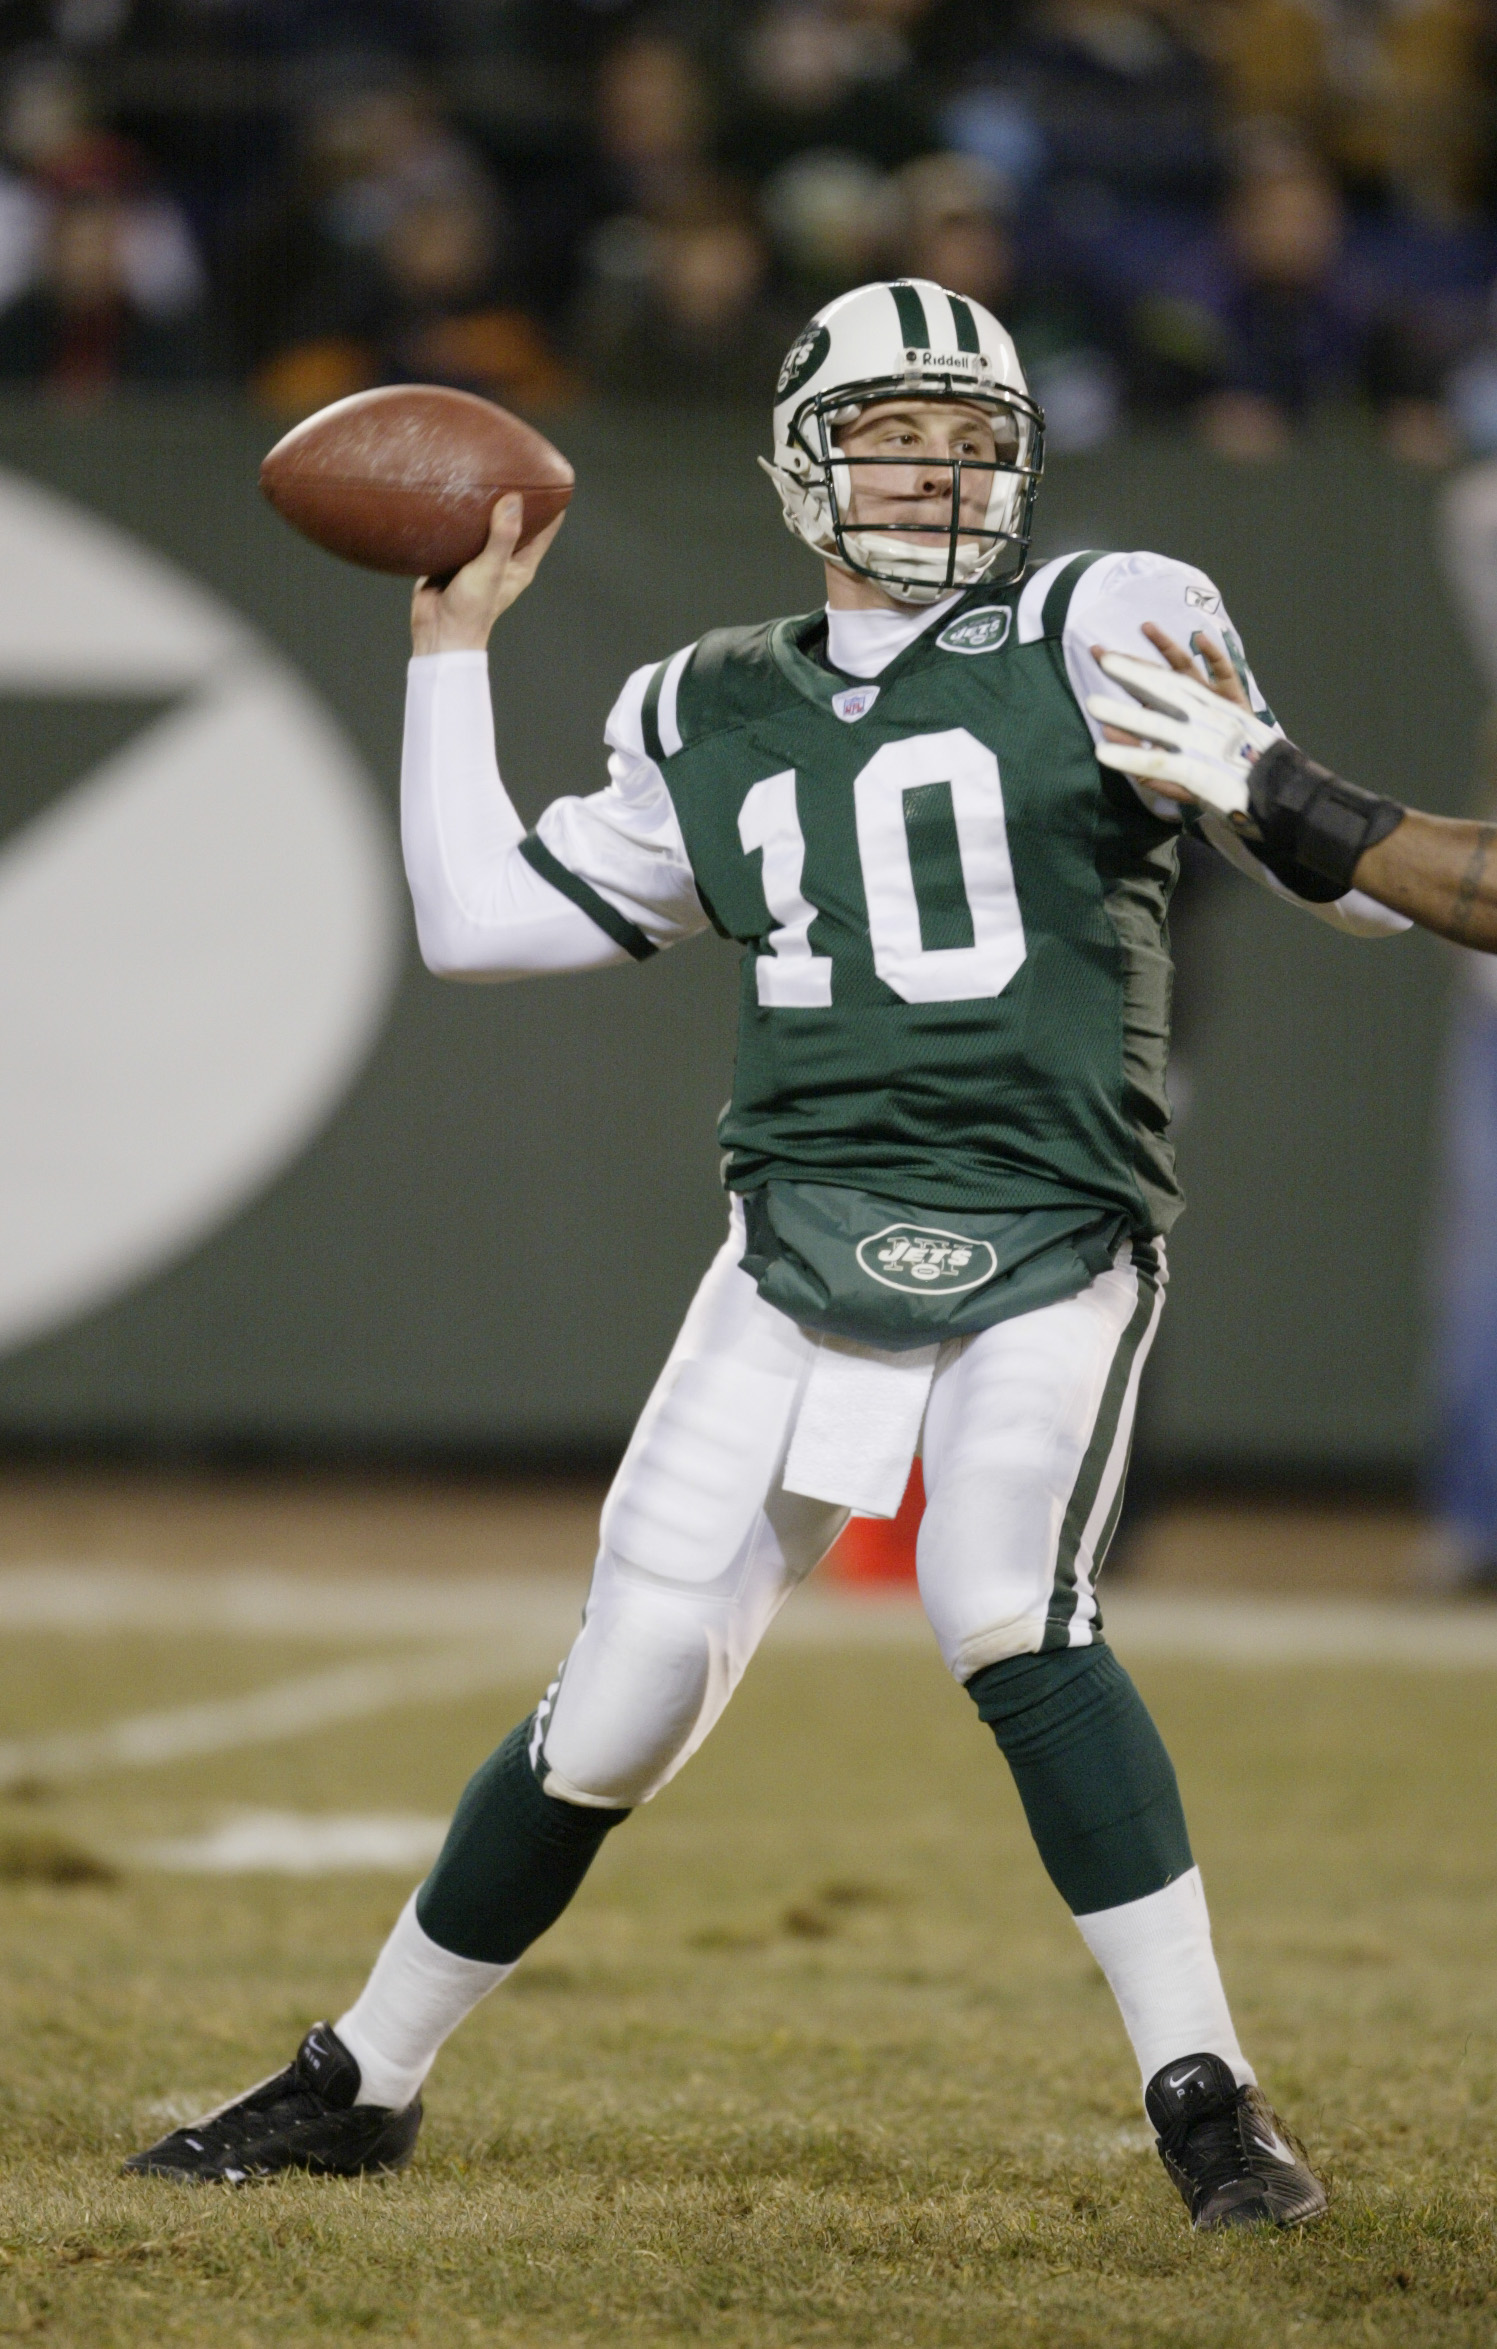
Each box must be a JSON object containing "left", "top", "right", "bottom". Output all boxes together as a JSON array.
[{"left": 936, "top": 605, "right": 1011, "bottom": 654}]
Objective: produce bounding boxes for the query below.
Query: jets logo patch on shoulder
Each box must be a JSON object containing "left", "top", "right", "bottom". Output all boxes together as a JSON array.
[
  {"left": 936, "top": 605, "right": 1011, "bottom": 655},
  {"left": 831, "top": 683, "right": 879, "bottom": 723},
  {"left": 856, "top": 1224, "right": 998, "bottom": 1295}
]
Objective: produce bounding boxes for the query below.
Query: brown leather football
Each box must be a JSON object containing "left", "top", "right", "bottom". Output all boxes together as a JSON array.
[{"left": 259, "top": 385, "right": 574, "bottom": 577}]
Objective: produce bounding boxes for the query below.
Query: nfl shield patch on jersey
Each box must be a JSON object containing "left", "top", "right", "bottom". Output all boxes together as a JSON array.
[{"left": 831, "top": 683, "right": 880, "bottom": 723}]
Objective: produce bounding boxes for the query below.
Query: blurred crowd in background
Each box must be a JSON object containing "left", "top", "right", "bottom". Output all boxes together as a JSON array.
[{"left": 0, "top": 0, "right": 1493, "bottom": 456}]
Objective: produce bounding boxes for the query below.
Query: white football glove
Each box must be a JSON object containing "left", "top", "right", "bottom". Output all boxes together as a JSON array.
[{"left": 1085, "top": 650, "right": 1278, "bottom": 822}]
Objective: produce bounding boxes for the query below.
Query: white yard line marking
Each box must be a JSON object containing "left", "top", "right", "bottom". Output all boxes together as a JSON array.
[
  {"left": 14, "top": 1563, "right": 1497, "bottom": 1667},
  {"left": 0, "top": 1563, "right": 587, "bottom": 1642},
  {"left": 1104, "top": 1590, "right": 1497, "bottom": 1669},
  {"left": 0, "top": 1643, "right": 567, "bottom": 1791},
  {"left": 2, "top": 1574, "right": 1496, "bottom": 1794},
  {"left": 135, "top": 1810, "right": 449, "bottom": 1874}
]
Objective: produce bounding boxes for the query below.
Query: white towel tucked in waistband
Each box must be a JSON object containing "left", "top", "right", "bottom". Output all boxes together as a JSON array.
[{"left": 782, "top": 1335, "right": 938, "bottom": 1518}]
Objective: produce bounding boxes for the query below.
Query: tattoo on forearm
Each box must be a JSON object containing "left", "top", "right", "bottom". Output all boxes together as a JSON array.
[{"left": 1451, "top": 824, "right": 1497, "bottom": 940}]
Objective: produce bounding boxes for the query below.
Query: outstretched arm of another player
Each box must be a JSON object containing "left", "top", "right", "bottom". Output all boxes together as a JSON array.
[
  {"left": 402, "top": 499, "right": 705, "bottom": 980},
  {"left": 1349, "top": 814, "right": 1497, "bottom": 951},
  {"left": 1088, "top": 630, "right": 1497, "bottom": 945}
]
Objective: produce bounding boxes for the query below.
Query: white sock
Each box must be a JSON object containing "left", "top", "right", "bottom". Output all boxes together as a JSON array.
[
  {"left": 1073, "top": 1866, "right": 1255, "bottom": 2099},
  {"left": 335, "top": 1893, "right": 515, "bottom": 2109}
]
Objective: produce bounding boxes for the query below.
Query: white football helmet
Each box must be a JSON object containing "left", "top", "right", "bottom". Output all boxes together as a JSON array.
[{"left": 761, "top": 277, "right": 1044, "bottom": 605}]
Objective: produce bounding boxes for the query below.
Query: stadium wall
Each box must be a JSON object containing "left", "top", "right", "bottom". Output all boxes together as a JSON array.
[{"left": 0, "top": 398, "right": 1481, "bottom": 1479}]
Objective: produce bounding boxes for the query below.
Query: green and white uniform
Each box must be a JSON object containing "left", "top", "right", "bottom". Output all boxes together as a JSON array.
[
  {"left": 335, "top": 304, "right": 1388, "bottom": 2142},
  {"left": 400, "top": 548, "right": 1399, "bottom": 1806}
]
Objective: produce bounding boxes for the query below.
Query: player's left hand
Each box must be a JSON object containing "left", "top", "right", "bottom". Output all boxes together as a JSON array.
[{"left": 1085, "top": 625, "right": 1277, "bottom": 823}]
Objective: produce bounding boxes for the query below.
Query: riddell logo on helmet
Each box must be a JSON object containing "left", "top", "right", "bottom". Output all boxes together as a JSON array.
[{"left": 904, "top": 350, "right": 985, "bottom": 374}]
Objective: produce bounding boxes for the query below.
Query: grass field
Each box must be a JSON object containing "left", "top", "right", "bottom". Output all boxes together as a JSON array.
[{"left": 1, "top": 1558, "right": 1496, "bottom": 2346}]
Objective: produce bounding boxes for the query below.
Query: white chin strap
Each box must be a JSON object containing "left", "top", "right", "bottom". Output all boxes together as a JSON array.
[
  {"left": 759, "top": 456, "right": 1017, "bottom": 604},
  {"left": 840, "top": 527, "right": 996, "bottom": 604}
]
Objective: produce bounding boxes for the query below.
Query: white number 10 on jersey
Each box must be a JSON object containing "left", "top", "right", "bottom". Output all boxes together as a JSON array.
[{"left": 736, "top": 727, "right": 1028, "bottom": 1008}]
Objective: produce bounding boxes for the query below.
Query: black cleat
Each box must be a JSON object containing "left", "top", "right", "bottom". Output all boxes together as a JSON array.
[
  {"left": 123, "top": 2023, "right": 421, "bottom": 2183},
  {"left": 1145, "top": 2051, "right": 1327, "bottom": 2232}
]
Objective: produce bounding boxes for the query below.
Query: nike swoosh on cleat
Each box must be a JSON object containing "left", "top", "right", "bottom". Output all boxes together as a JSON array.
[{"left": 1253, "top": 2129, "right": 1298, "bottom": 2165}]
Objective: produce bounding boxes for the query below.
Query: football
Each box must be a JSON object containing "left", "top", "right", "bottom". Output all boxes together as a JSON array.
[{"left": 259, "top": 385, "right": 574, "bottom": 578}]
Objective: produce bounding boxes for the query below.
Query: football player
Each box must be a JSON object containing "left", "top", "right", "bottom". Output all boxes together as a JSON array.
[{"left": 130, "top": 278, "right": 1472, "bottom": 2227}]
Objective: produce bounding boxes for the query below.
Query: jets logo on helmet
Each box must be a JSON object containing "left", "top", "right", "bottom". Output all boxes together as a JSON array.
[{"left": 760, "top": 278, "right": 1044, "bottom": 606}]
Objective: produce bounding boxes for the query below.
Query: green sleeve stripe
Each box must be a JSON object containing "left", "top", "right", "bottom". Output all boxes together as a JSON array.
[
  {"left": 889, "top": 281, "right": 930, "bottom": 349},
  {"left": 517, "top": 835, "right": 657, "bottom": 962},
  {"left": 1041, "top": 551, "right": 1106, "bottom": 640},
  {"left": 948, "top": 293, "right": 981, "bottom": 354},
  {"left": 639, "top": 662, "right": 669, "bottom": 764}
]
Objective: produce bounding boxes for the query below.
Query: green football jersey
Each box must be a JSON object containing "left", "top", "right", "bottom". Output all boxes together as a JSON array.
[{"left": 640, "top": 555, "right": 1182, "bottom": 1236}]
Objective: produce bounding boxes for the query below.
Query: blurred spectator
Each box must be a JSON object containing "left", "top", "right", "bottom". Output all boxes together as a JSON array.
[
  {"left": 1209, "top": 1, "right": 1492, "bottom": 223},
  {"left": 723, "top": 0, "right": 935, "bottom": 179},
  {"left": 231, "top": 71, "right": 573, "bottom": 417},
  {"left": 580, "top": 26, "right": 793, "bottom": 399},
  {"left": 0, "top": 0, "right": 1485, "bottom": 421},
  {"left": 1447, "top": 287, "right": 1497, "bottom": 457},
  {"left": 894, "top": 148, "right": 1120, "bottom": 446},
  {"left": 595, "top": 27, "right": 717, "bottom": 220},
  {"left": 760, "top": 148, "right": 898, "bottom": 297},
  {"left": 0, "top": 51, "right": 208, "bottom": 391},
  {"left": 1131, "top": 129, "right": 1460, "bottom": 461},
  {"left": 576, "top": 171, "right": 789, "bottom": 399},
  {"left": 981, "top": 2, "right": 1221, "bottom": 209}
]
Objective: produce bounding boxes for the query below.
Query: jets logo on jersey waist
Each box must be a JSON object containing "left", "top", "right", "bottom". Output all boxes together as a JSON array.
[
  {"left": 936, "top": 605, "right": 1012, "bottom": 654},
  {"left": 856, "top": 1224, "right": 1000, "bottom": 1294}
]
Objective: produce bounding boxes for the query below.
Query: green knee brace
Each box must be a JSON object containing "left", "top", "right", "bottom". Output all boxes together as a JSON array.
[{"left": 966, "top": 1645, "right": 1192, "bottom": 1914}]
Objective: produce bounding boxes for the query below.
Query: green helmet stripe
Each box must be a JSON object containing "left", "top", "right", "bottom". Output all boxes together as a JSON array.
[
  {"left": 948, "top": 293, "right": 981, "bottom": 354},
  {"left": 889, "top": 281, "right": 930, "bottom": 349}
]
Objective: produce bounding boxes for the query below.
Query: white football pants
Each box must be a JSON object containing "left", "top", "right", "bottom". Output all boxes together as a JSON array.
[{"left": 538, "top": 1205, "right": 1164, "bottom": 1810}]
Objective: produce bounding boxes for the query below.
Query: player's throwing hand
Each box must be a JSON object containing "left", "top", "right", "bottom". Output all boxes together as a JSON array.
[{"left": 411, "top": 494, "right": 566, "bottom": 657}]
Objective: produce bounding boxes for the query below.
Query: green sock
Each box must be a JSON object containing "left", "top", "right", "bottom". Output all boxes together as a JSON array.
[
  {"left": 966, "top": 1645, "right": 1193, "bottom": 1914},
  {"left": 416, "top": 1718, "right": 629, "bottom": 1964}
]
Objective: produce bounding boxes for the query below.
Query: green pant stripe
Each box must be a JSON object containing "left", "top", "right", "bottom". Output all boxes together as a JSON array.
[
  {"left": 1042, "top": 1252, "right": 1159, "bottom": 1648},
  {"left": 1090, "top": 1431, "right": 1135, "bottom": 1584}
]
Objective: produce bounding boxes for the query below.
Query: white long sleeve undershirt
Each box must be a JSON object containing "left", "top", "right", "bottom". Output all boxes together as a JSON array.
[{"left": 401, "top": 653, "right": 622, "bottom": 980}]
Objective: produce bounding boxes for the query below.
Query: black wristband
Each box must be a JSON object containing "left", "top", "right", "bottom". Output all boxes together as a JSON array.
[{"left": 1246, "top": 740, "right": 1405, "bottom": 901}]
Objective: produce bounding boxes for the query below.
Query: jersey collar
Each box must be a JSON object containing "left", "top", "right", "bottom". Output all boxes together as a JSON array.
[{"left": 769, "top": 581, "right": 1016, "bottom": 711}]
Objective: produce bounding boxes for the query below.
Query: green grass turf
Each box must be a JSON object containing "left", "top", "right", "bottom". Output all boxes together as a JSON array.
[{"left": 0, "top": 1628, "right": 1494, "bottom": 2345}]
